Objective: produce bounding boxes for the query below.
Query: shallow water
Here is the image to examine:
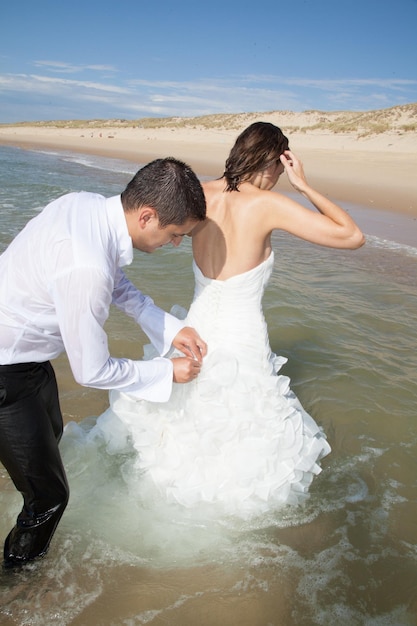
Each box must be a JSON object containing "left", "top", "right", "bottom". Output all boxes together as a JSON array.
[{"left": 0, "top": 146, "right": 416, "bottom": 625}]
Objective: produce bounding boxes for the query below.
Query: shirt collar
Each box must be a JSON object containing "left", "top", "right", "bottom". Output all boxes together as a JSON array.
[{"left": 105, "top": 195, "right": 133, "bottom": 267}]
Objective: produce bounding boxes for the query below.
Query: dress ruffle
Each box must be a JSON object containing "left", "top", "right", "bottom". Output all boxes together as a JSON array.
[{"left": 97, "top": 252, "right": 331, "bottom": 519}]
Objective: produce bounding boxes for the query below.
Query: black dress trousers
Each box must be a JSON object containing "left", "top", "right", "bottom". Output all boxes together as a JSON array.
[{"left": 0, "top": 361, "right": 69, "bottom": 566}]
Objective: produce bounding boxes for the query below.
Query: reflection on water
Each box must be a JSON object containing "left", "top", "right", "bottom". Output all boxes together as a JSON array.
[{"left": 0, "top": 146, "right": 416, "bottom": 625}]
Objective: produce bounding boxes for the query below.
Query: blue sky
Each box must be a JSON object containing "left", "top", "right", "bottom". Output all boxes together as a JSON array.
[{"left": 1, "top": 0, "right": 416, "bottom": 122}]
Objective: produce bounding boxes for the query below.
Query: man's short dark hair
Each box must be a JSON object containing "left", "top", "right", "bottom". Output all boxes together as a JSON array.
[{"left": 121, "top": 157, "right": 206, "bottom": 226}]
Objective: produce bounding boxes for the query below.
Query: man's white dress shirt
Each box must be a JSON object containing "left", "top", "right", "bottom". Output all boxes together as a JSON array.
[{"left": 0, "top": 192, "right": 184, "bottom": 401}]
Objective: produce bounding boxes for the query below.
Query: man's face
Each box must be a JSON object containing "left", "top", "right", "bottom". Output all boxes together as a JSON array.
[{"left": 134, "top": 216, "right": 198, "bottom": 253}]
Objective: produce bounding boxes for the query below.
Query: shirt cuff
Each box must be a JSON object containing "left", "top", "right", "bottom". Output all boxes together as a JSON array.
[{"left": 119, "top": 357, "right": 174, "bottom": 402}]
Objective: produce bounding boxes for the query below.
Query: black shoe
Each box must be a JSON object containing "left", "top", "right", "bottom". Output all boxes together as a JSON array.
[{"left": 3, "top": 525, "right": 48, "bottom": 568}]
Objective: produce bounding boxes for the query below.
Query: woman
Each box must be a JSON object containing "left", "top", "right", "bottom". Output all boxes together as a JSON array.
[{"left": 99, "top": 123, "right": 365, "bottom": 519}]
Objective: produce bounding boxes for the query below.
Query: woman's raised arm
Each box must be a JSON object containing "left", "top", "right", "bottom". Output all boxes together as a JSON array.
[{"left": 265, "top": 150, "right": 365, "bottom": 249}]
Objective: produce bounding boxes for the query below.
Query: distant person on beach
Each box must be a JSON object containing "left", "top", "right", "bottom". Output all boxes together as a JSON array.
[
  {"left": 0, "top": 157, "right": 207, "bottom": 567},
  {"left": 99, "top": 122, "right": 365, "bottom": 518}
]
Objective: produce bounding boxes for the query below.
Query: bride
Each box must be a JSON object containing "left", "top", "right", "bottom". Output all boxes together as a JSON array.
[{"left": 96, "top": 122, "right": 365, "bottom": 519}]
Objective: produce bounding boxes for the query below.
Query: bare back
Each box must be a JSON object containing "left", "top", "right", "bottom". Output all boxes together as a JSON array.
[{"left": 192, "top": 179, "right": 272, "bottom": 280}]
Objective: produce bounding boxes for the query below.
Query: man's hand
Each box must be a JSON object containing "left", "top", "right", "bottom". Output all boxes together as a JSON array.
[
  {"left": 172, "top": 326, "right": 207, "bottom": 363},
  {"left": 171, "top": 356, "right": 202, "bottom": 383}
]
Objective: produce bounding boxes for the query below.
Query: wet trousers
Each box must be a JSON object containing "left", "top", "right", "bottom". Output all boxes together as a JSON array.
[{"left": 0, "top": 361, "right": 69, "bottom": 566}]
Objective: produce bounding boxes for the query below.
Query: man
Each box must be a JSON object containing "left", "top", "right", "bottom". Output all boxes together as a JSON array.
[{"left": 0, "top": 157, "right": 207, "bottom": 567}]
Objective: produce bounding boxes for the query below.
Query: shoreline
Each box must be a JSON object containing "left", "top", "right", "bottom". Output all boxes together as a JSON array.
[{"left": 1, "top": 125, "right": 416, "bottom": 246}]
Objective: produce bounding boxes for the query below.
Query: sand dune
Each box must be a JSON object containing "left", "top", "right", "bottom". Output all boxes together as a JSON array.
[{"left": 1, "top": 104, "right": 416, "bottom": 215}]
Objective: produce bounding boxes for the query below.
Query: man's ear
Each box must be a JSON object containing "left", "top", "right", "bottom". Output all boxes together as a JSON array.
[{"left": 138, "top": 206, "right": 157, "bottom": 229}]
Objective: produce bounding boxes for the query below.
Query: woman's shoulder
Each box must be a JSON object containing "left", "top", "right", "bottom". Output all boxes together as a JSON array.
[
  {"left": 201, "top": 178, "right": 224, "bottom": 197},
  {"left": 232, "top": 185, "right": 280, "bottom": 216},
  {"left": 201, "top": 180, "right": 281, "bottom": 223}
]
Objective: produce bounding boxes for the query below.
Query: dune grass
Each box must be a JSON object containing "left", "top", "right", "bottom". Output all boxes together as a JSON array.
[{"left": 1, "top": 104, "right": 416, "bottom": 138}]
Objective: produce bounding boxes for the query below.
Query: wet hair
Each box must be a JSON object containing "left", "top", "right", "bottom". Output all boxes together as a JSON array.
[
  {"left": 223, "top": 122, "right": 289, "bottom": 192},
  {"left": 121, "top": 157, "right": 206, "bottom": 226}
]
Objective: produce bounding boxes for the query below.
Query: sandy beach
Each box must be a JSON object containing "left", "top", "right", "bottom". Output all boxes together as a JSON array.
[
  {"left": 0, "top": 109, "right": 416, "bottom": 220},
  {"left": 1, "top": 112, "right": 417, "bottom": 625}
]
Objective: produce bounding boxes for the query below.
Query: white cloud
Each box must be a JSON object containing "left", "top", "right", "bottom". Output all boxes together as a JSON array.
[
  {"left": 242, "top": 75, "right": 417, "bottom": 89},
  {"left": 0, "top": 73, "right": 130, "bottom": 95},
  {"left": 30, "top": 74, "right": 129, "bottom": 94},
  {"left": 33, "top": 61, "right": 117, "bottom": 73},
  {"left": 0, "top": 71, "right": 416, "bottom": 122}
]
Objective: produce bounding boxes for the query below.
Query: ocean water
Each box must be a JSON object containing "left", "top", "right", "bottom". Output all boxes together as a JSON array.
[{"left": 0, "top": 144, "right": 416, "bottom": 626}]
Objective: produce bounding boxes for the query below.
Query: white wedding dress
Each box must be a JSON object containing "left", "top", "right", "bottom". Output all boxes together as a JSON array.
[{"left": 96, "top": 251, "right": 330, "bottom": 519}]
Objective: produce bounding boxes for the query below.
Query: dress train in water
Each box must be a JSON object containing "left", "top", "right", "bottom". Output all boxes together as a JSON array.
[{"left": 94, "top": 252, "right": 331, "bottom": 519}]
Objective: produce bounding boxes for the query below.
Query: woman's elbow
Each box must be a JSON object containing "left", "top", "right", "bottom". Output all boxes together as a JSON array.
[
  {"left": 349, "top": 228, "right": 366, "bottom": 249},
  {"left": 338, "top": 224, "right": 365, "bottom": 249}
]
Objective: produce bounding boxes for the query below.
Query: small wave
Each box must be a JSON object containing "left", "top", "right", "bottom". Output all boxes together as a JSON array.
[
  {"left": 32, "top": 148, "right": 137, "bottom": 175},
  {"left": 60, "top": 151, "right": 137, "bottom": 175},
  {"left": 365, "top": 233, "right": 417, "bottom": 257}
]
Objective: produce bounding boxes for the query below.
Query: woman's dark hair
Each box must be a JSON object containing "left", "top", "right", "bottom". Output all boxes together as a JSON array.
[
  {"left": 121, "top": 157, "right": 206, "bottom": 226},
  {"left": 223, "top": 122, "right": 289, "bottom": 191}
]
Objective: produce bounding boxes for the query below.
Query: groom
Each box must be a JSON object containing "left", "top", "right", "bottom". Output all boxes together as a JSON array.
[{"left": 0, "top": 157, "right": 207, "bottom": 568}]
